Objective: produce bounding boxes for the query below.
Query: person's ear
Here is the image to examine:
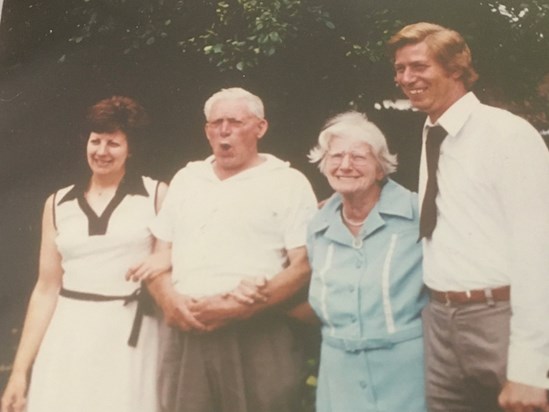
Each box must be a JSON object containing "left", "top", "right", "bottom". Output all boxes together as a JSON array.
[
  {"left": 256, "top": 119, "right": 269, "bottom": 140},
  {"left": 450, "top": 68, "right": 463, "bottom": 80}
]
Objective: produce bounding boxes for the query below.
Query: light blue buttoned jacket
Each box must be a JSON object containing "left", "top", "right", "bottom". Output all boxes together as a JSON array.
[{"left": 307, "top": 178, "right": 427, "bottom": 351}]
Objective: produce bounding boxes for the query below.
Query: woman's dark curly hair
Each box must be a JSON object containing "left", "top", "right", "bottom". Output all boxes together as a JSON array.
[{"left": 83, "top": 96, "right": 150, "bottom": 173}]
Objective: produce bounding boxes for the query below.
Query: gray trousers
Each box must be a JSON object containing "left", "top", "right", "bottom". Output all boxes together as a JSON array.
[
  {"left": 423, "top": 300, "right": 511, "bottom": 412},
  {"left": 157, "top": 314, "right": 307, "bottom": 412}
]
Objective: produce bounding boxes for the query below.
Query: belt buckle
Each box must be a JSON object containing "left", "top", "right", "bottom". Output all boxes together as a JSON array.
[{"left": 444, "top": 291, "right": 451, "bottom": 306}]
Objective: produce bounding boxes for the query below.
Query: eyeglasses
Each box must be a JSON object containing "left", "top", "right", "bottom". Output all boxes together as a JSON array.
[
  {"left": 326, "top": 151, "right": 371, "bottom": 166},
  {"left": 206, "top": 116, "right": 257, "bottom": 129}
]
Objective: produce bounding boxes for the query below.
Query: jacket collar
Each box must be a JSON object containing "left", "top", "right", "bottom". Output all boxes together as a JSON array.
[{"left": 309, "top": 179, "right": 414, "bottom": 244}]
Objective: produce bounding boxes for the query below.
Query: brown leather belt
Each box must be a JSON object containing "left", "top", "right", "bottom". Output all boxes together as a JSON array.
[{"left": 429, "top": 285, "right": 510, "bottom": 306}]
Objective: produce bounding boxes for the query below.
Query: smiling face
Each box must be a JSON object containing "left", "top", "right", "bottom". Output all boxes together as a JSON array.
[
  {"left": 205, "top": 97, "right": 268, "bottom": 178},
  {"left": 86, "top": 130, "right": 129, "bottom": 178},
  {"left": 394, "top": 41, "right": 467, "bottom": 123},
  {"left": 324, "top": 136, "right": 384, "bottom": 197}
]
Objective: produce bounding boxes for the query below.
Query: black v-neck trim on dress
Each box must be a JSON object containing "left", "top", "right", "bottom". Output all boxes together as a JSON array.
[
  {"left": 77, "top": 189, "right": 127, "bottom": 236},
  {"left": 56, "top": 172, "right": 149, "bottom": 236}
]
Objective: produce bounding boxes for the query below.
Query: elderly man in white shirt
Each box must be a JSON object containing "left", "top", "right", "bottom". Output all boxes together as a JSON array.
[
  {"left": 135, "top": 87, "right": 317, "bottom": 412},
  {"left": 389, "top": 22, "right": 549, "bottom": 412}
]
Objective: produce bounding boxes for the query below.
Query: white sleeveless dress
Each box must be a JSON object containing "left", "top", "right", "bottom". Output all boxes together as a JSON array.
[{"left": 27, "top": 175, "right": 160, "bottom": 412}]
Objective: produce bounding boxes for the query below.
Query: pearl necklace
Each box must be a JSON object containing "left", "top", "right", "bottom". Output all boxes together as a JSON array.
[{"left": 341, "top": 209, "right": 367, "bottom": 227}]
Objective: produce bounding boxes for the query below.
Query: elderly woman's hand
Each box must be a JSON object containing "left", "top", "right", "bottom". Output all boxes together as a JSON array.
[{"left": 224, "top": 276, "right": 270, "bottom": 305}]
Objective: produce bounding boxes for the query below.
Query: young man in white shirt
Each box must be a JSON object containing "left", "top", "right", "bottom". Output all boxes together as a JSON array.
[{"left": 389, "top": 22, "right": 549, "bottom": 412}]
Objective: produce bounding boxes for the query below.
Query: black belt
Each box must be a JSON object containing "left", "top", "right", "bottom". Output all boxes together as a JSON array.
[{"left": 59, "top": 285, "right": 155, "bottom": 347}]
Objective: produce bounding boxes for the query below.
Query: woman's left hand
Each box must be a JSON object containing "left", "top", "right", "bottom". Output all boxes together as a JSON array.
[{"left": 126, "top": 249, "right": 172, "bottom": 282}]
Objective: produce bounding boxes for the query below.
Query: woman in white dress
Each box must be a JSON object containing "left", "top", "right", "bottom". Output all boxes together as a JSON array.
[{"left": 1, "top": 96, "right": 168, "bottom": 412}]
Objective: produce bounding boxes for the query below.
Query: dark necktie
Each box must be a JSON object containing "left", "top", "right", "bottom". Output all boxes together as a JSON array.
[{"left": 419, "top": 125, "right": 447, "bottom": 239}]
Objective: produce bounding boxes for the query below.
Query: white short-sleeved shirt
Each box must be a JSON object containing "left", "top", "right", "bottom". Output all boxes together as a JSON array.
[{"left": 151, "top": 153, "right": 317, "bottom": 297}]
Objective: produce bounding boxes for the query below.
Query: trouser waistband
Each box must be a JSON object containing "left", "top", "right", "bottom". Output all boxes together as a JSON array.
[{"left": 428, "top": 285, "right": 510, "bottom": 306}]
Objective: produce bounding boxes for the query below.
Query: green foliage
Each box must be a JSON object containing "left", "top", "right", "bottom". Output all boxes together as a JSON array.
[
  {"left": 302, "top": 356, "right": 319, "bottom": 412},
  {"left": 479, "top": 0, "right": 549, "bottom": 99},
  {"left": 2, "top": 0, "right": 548, "bottom": 120},
  {"left": 187, "top": 0, "right": 335, "bottom": 71},
  {"left": 63, "top": 0, "right": 336, "bottom": 69},
  {"left": 56, "top": 1, "right": 549, "bottom": 95},
  {"left": 66, "top": 0, "right": 198, "bottom": 55}
]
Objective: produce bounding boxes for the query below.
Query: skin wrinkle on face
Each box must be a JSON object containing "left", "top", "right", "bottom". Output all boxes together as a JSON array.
[
  {"left": 394, "top": 41, "right": 466, "bottom": 123},
  {"left": 86, "top": 130, "right": 129, "bottom": 178},
  {"left": 325, "top": 136, "right": 384, "bottom": 198},
  {"left": 205, "top": 97, "right": 268, "bottom": 179}
]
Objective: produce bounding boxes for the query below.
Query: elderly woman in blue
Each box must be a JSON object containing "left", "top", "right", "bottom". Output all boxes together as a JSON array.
[{"left": 307, "top": 111, "right": 427, "bottom": 412}]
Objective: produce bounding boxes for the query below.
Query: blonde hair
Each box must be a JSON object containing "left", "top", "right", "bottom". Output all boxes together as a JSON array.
[{"left": 387, "top": 22, "right": 479, "bottom": 89}]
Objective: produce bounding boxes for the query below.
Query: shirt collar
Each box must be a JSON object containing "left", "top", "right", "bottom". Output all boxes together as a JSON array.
[
  {"left": 309, "top": 179, "right": 414, "bottom": 236},
  {"left": 424, "top": 92, "right": 480, "bottom": 138},
  {"left": 57, "top": 170, "right": 148, "bottom": 205},
  {"left": 198, "top": 153, "right": 289, "bottom": 182}
]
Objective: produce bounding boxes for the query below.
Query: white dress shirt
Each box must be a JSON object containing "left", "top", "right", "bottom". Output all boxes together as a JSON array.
[{"left": 419, "top": 92, "right": 549, "bottom": 387}]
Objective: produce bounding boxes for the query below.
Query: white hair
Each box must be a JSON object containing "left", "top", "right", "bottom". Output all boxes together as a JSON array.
[
  {"left": 203, "top": 87, "right": 265, "bottom": 119},
  {"left": 308, "top": 111, "right": 398, "bottom": 175}
]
